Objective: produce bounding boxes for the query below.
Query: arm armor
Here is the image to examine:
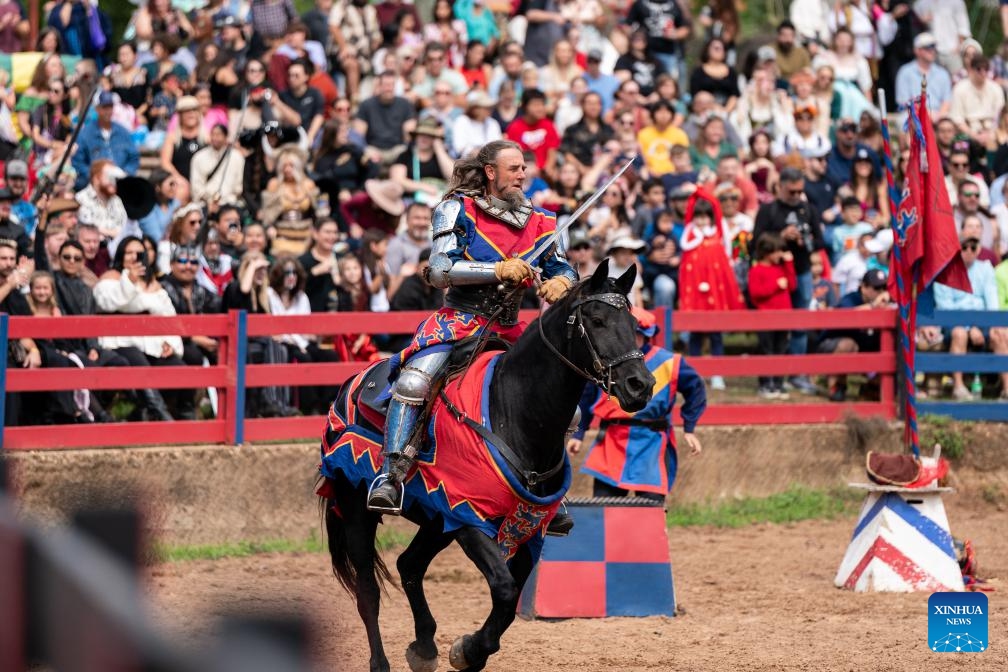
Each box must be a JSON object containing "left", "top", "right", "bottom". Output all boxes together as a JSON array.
[{"left": 426, "top": 198, "right": 500, "bottom": 289}]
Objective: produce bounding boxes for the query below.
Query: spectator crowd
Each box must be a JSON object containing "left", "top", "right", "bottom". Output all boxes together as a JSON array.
[{"left": 1, "top": 0, "right": 1007, "bottom": 425}]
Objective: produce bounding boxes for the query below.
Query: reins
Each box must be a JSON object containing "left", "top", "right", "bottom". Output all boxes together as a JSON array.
[{"left": 537, "top": 291, "right": 644, "bottom": 393}]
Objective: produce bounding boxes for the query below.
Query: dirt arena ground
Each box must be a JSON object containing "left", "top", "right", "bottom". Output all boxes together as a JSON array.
[{"left": 147, "top": 497, "right": 1008, "bottom": 671}]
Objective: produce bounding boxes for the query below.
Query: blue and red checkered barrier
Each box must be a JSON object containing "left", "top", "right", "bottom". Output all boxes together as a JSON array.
[{"left": 518, "top": 500, "right": 676, "bottom": 618}]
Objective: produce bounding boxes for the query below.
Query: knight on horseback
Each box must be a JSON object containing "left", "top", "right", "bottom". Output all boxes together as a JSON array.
[{"left": 367, "top": 140, "right": 579, "bottom": 524}]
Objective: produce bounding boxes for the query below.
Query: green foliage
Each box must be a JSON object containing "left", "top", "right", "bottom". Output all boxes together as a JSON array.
[
  {"left": 151, "top": 526, "right": 414, "bottom": 563},
  {"left": 920, "top": 415, "right": 967, "bottom": 460},
  {"left": 666, "top": 485, "right": 863, "bottom": 528}
]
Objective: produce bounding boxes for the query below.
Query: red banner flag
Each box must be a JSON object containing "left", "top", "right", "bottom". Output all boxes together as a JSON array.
[{"left": 891, "top": 93, "right": 971, "bottom": 299}]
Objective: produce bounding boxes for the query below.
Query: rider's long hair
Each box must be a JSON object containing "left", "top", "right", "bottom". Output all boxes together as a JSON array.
[{"left": 442, "top": 139, "right": 523, "bottom": 199}]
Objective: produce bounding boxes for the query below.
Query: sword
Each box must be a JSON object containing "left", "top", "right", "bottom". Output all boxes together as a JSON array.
[{"left": 529, "top": 155, "right": 636, "bottom": 269}]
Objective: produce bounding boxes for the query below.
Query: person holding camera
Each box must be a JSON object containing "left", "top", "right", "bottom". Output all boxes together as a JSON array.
[{"left": 752, "top": 166, "right": 826, "bottom": 394}]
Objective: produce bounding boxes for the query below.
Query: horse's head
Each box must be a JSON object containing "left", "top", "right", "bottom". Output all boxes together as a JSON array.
[{"left": 553, "top": 260, "right": 655, "bottom": 412}]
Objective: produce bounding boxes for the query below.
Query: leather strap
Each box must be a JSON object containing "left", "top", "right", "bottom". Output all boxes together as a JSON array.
[{"left": 439, "top": 390, "right": 565, "bottom": 489}]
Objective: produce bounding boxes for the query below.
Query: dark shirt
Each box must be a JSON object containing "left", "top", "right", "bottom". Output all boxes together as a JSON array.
[
  {"left": 393, "top": 147, "right": 447, "bottom": 183},
  {"left": 279, "top": 86, "right": 325, "bottom": 127},
  {"left": 752, "top": 199, "right": 825, "bottom": 275},
  {"left": 613, "top": 54, "right": 666, "bottom": 97},
  {"left": 1, "top": 288, "right": 30, "bottom": 315},
  {"left": 163, "top": 275, "right": 222, "bottom": 315},
  {"left": 85, "top": 248, "right": 111, "bottom": 278},
  {"left": 524, "top": 0, "right": 564, "bottom": 66},
  {"left": 299, "top": 249, "right": 337, "bottom": 312},
  {"left": 689, "top": 66, "right": 740, "bottom": 105},
  {"left": 560, "top": 119, "right": 615, "bottom": 166},
  {"left": 0, "top": 219, "right": 31, "bottom": 258},
  {"left": 355, "top": 95, "right": 416, "bottom": 149},
  {"left": 826, "top": 143, "right": 877, "bottom": 186},
  {"left": 390, "top": 274, "right": 444, "bottom": 312},
  {"left": 822, "top": 290, "right": 880, "bottom": 352},
  {"left": 625, "top": 0, "right": 690, "bottom": 56},
  {"left": 803, "top": 174, "right": 841, "bottom": 218},
  {"left": 314, "top": 145, "right": 370, "bottom": 193},
  {"left": 220, "top": 281, "right": 268, "bottom": 313}
]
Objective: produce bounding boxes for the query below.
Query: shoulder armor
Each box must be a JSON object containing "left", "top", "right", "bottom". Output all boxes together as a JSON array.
[{"left": 432, "top": 198, "right": 463, "bottom": 238}]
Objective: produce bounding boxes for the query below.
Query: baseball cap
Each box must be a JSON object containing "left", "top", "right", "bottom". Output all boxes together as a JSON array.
[
  {"left": 855, "top": 147, "right": 872, "bottom": 162},
  {"left": 756, "top": 45, "right": 777, "bottom": 62},
  {"left": 913, "top": 32, "right": 937, "bottom": 50},
  {"left": 630, "top": 306, "right": 658, "bottom": 338},
  {"left": 176, "top": 95, "right": 200, "bottom": 112},
  {"left": 587, "top": 49, "right": 603, "bottom": 62},
  {"left": 97, "top": 91, "right": 115, "bottom": 107},
  {"left": 605, "top": 235, "right": 646, "bottom": 255},
  {"left": 862, "top": 268, "right": 887, "bottom": 289},
  {"left": 5, "top": 159, "right": 28, "bottom": 179},
  {"left": 864, "top": 228, "right": 894, "bottom": 255}
]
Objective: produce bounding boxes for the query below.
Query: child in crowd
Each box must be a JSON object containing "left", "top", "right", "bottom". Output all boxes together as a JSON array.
[
  {"left": 832, "top": 232, "right": 874, "bottom": 296},
  {"left": 679, "top": 189, "right": 744, "bottom": 390},
  {"left": 809, "top": 251, "right": 838, "bottom": 310},
  {"left": 27, "top": 271, "right": 61, "bottom": 316},
  {"left": 831, "top": 196, "right": 874, "bottom": 263},
  {"left": 642, "top": 209, "right": 680, "bottom": 308},
  {"left": 747, "top": 234, "right": 795, "bottom": 399}
]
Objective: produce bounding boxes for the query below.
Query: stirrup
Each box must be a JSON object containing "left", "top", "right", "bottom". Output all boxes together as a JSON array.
[
  {"left": 366, "top": 474, "right": 405, "bottom": 515},
  {"left": 546, "top": 501, "right": 574, "bottom": 537}
]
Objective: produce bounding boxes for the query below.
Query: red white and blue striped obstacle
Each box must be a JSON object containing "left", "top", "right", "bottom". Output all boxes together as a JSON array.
[
  {"left": 518, "top": 499, "right": 676, "bottom": 618},
  {"left": 835, "top": 468, "right": 963, "bottom": 592}
]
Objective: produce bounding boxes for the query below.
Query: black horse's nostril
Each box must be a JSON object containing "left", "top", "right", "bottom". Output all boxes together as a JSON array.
[{"left": 626, "top": 374, "right": 652, "bottom": 395}]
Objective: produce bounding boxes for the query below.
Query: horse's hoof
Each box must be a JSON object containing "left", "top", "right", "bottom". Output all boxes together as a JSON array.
[
  {"left": 448, "top": 636, "right": 470, "bottom": 671},
  {"left": 405, "top": 642, "right": 438, "bottom": 672}
]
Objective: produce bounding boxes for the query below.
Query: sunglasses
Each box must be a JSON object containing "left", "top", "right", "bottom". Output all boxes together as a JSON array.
[
  {"left": 961, "top": 242, "right": 979, "bottom": 251},
  {"left": 961, "top": 191, "right": 980, "bottom": 198},
  {"left": 719, "top": 194, "right": 740, "bottom": 201},
  {"left": 284, "top": 269, "right": 297, "bottom": 276},
  {"left": 950, "top": 161, "right": 969, "bottom": 168},
  {"left": 838, "top": 124, "right": 857, "bottom": 133},
  {"left": 785, "top": 188, "right": 804, "bottom": 196},
  {"left": 60, "top": 253, "right": 83, "bottom": 262},
  {"left": 49, "top": 88, "right": 64, "bottom": 94},
  {"left": 795, "top": 114, "right": 813, "bottom": 121},
  {"left": 175, "top": 257, "right": 200, "bottom": 265}
]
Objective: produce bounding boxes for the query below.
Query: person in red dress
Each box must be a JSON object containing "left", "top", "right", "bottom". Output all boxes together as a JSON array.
[{"left": 677, "top": 187, "right": 744, "bottom": 390}]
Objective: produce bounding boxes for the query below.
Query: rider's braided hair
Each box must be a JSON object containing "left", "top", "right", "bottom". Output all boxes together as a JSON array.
[{"left": 442, "top": 139, "right": 523, "bottom": 199}]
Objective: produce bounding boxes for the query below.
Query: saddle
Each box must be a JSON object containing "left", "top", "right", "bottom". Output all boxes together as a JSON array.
[{"left": 356, "top": 335, "right": 512, "bottom": 422}]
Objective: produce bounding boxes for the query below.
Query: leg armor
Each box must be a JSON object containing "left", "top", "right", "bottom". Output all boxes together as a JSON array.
[{"left": 368, "top": 348, "right": 451, "bottom": 514}]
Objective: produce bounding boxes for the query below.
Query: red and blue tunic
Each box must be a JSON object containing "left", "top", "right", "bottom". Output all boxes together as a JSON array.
[
  {"left": 575, "top": 346, "right": 707, "bottom": 494},
  {"left": 390, "top": 194, "right": 575, "bottom": 370}
]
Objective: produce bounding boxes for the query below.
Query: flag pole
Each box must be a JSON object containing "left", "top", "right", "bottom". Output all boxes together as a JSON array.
[{"left": 877, "top": 88, "right": 921, "bottom": 458}]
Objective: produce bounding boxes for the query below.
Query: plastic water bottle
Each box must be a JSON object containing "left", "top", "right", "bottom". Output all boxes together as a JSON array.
[{"left": 971, "top": 374, "right": 983, "bottom": 400}]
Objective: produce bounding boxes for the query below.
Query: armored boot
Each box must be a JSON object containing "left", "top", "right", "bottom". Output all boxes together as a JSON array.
[
  {"left": 366, "top": 397, "right": 423, "bottom": 514},
  {"left": 367, "top": 351, "right": 451, "bottom": 514},
  {"left": 366, "top": 386, "right": 425, "bottom": 511}
]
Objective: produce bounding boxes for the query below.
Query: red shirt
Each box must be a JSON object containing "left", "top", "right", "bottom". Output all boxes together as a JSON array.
[
  {"left": 748, "top": 259, "right": 797, "bottom": 310},
  {"left": 505, "top": 117, "right": 560, "bottom": 170}
]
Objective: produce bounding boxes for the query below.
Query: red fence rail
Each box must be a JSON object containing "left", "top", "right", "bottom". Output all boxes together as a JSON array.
[{"left": 0, "top": 308, "right": 900, "bottom": 450}]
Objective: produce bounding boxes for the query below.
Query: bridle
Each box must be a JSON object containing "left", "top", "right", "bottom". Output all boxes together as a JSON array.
[{"left": 537, "top": 291, "right": 644, "bottom": 392}]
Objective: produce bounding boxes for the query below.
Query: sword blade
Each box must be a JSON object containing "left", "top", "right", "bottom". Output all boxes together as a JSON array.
[{"left": 529, "top": 156, "right": 637, "bottom": 267}]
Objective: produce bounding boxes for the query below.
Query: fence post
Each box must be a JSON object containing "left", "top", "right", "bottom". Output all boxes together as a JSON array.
[
  {"left": 662, "top": 307, "right": 673, "bottom": 351},
  {"left": 225, "top": 310, "right": 248, "bottom": 446},
  {"left": 880, "top": 318, "right": 896, "bottom": 419},
  {"left": 0, "top": 313, "right": 8, "bottom": 451}
]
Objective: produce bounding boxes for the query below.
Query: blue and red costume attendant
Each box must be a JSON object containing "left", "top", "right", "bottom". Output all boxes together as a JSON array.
[{"left": 571, "top": 307, "right": 706, "bottom": 497}]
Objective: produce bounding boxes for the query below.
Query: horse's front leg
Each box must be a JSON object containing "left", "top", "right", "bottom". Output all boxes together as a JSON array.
[
  {"left": 448, "top": 528, "right": 524, "bottom": 672},
  {"left": 397, "top": 520, "right": 455, "bottom": 672}
]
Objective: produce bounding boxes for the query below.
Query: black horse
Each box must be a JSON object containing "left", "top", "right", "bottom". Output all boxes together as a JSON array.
[{"left": 319, "top": 261, "right": 655, "bottom": 672}]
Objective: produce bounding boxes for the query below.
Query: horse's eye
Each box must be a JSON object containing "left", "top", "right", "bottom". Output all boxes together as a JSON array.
[{"left": 591, "top": 316, "right": 605, "bottom": 327}]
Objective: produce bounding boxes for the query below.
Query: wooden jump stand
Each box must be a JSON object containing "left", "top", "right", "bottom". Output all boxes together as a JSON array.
[{"left": 835, "top": 446, "right": 963, "bottom": 592}]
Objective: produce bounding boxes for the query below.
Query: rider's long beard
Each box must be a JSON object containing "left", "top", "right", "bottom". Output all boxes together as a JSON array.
[{"left": 495, "top": 180, "right": 526, "bottom": 210}]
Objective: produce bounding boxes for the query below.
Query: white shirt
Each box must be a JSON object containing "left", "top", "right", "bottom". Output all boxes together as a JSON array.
[
  {"left": 833, "top": 252, "right": 868, "bottom": 296},
  {"left": 451, "top": 114, "right": 502, "bottom": 158},
  {"left": 93, "top": 272, "right": 184, "bottom": 358},
  {"left": 267, "top": 287, "right": 312, "bottom": 350},
  {"left": 189, "top": 144, "right": 246, "bottom": 207}
]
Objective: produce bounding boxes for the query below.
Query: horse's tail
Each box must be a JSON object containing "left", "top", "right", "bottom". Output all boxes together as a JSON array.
[{"left": 317, "top": 476, "right": 394, "bottom": 596}]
